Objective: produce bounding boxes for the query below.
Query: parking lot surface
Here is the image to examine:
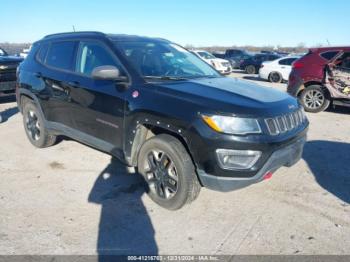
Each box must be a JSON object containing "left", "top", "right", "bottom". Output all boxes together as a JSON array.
[{"left": 0, "top": 72, "right": 349, "bottom": 255}]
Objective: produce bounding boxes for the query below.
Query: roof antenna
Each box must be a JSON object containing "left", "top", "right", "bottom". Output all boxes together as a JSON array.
[
  {"left": 72, "top": 25, "right": 76, "bottom": 32},
  {"left": 326, "top": 39, "right": 330, "bottom": 46}
]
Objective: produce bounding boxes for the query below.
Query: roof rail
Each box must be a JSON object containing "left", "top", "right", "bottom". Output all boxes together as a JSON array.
[{"left": 43, "top": 31, "right": 105, "bottom": 39}]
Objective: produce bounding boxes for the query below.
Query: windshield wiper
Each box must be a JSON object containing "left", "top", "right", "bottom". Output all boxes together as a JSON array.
[
  {"left": 185, "top": 75, "right": 221, "bottom": 79},
  {"left": 144, "top": 76, "right": 188, "bottom": 81}
]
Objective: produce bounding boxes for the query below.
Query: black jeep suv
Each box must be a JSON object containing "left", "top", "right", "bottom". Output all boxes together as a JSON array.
[
  {"left": 17, "top": 32, "right": 308, "bottom": 210},
  {"left": 0, "top": 47, "right": 23, "bottom": 95}
]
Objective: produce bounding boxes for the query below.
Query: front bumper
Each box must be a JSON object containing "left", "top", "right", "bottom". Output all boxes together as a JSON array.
[
  {"left": 218, "top": 67, "right": 232, "bottom": 75},
  {"left": 197, "top": 135, "right": 306, "bottom": 191},
  {"left": 0, "top": 81, "right": 16, "bottom": 93}
]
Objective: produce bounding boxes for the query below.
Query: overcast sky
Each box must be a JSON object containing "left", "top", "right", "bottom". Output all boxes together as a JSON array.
[{"left": 1, "top": 0, "right": 349, "bottom": 47}]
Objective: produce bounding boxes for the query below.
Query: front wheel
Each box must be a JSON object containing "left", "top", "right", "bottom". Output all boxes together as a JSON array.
[
  {"left": 137, "top": 134, "right": 201, "bottom": 210},
  {"left": 300, "top": 85, "right": 330, "bottom": 113}
]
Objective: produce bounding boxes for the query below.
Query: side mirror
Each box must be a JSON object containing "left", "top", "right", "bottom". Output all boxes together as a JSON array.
[{"left": 92, "top": 65, "right": 127, "bottom": 82}]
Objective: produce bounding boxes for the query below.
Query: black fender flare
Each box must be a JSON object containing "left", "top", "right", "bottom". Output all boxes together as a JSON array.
[
  {"left": 123, "top": 115, "right": 190, "bottom": 167},
  {"left": 17, "top": 89, "right": 44, "bottom": 116}
]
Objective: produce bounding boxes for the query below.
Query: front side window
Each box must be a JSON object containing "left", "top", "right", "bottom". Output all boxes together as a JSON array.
[
  {"left": 75, "top": 41, "right": 123, "bottom": 76},
  {"left": 115, "top": 41, "right": 221, "bottom": 79},
  {"left": 46, "top": 41, "right": 77, "bottom": 70},
  {"left": 334, "top": 52, "right": 350, "bottom": 69}
]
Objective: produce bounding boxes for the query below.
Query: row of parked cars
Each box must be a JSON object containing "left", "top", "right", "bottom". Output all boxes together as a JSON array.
[
  {"left": 192, "top": 48, "right": 299, "bottom": 82},
  {"left": 193, "top": 46, "right": 350, "bottom": 113}
]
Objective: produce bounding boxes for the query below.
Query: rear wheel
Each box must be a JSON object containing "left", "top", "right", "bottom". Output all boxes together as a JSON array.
[
  {"left": 138, "top": 134, "right": 201, "bottom": 210},
  {"left": 300, "top": 85, "right": 330, "bottom": 113},
  {"left": 269, "top": 72, "right": 282, "bottom": 83},
  {"left": 22, "top": 100, "right": 56, "bottom": 148},
  {"left": 245, "top": 65, "right": 256, "bottom": 74}
]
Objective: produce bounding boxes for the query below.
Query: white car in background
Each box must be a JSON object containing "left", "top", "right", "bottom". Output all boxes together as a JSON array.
[
  {"left": 259, "top": 56, "right": 300, "bottom": 83},
  {"left": 192, "top": 50, "right": 232, "bottom": 75}
]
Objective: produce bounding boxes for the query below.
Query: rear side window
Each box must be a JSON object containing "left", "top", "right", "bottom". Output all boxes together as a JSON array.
[
  {"left": 279, "top": 58, "right": 297, "bottom": 65},
  {"left": 36, "top": 42, "right": 49, "bottom": 63},
  {"left": 46, "top": 41, "right": 77, "bottom": 70},
  {"left": 320, "top": 51, "right": 339, "bottom": 61}
]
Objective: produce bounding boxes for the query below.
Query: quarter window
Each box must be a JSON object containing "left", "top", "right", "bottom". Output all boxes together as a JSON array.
[
  {"left": 46, "top": 41, "right": 77, "bottom": 70},
  {"left": 36, "top": 42, "right": 49, "bottom": 63},
  {"left": 320, "top": 51, "right": 339, "bottom": 61},
  {"left": 75, "top": 41, "right": 122, "bottom": 76}
]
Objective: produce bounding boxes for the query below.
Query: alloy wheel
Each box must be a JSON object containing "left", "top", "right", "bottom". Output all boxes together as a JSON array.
[
  {"left": 26, "top": 110, "right": 41, "bottom": 141},
  {"left": 144, "top": 150, "right": 178, "bottom": 199},
  {"left": 270, "top": 72, "right": 281, "bottom": 83},
  {"left": 303, "top": 89, "right": 325, "bottom": 110}
]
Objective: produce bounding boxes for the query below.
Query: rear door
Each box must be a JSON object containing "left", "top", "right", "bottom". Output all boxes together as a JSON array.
[
  {"left": 64, "top": 40, "right": 127, "bottom": 149},
  {"left": 38, "top": 40, "right": 78, "bottom": 128}
]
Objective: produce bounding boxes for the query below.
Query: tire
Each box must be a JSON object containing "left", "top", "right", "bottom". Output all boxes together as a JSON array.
[
  {"left": 22, "top": 100, "right": 56, "bottom": 148},
  {"left": 300, "top": 85, "right": 330, "bottom": 113},
  {"left": 245, "top": 65, "right": 256, "bottom": 74},
  {"left": 137, "top": 134, "right": 201, "bottom": 210},
  {"left": 268, "top": 72, "right": 282, "bottom": 83}
]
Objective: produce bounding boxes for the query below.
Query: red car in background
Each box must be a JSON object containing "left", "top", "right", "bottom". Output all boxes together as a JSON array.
[{"left": 288, "top": 47, "right": 350, "bottom": 113}]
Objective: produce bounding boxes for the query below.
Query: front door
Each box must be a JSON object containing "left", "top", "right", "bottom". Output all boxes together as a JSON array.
[{"left": 64, "top": 40, "right": 128, "bottom": 150}]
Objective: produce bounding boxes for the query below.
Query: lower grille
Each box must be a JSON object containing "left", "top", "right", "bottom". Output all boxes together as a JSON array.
[{"left": 265, "top": 108, "right": 306, "bottom": 135}]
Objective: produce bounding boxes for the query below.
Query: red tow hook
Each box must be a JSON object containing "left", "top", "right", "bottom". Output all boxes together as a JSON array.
[{"left": 263, "top": 171, "right": 273, "bottom": 180}]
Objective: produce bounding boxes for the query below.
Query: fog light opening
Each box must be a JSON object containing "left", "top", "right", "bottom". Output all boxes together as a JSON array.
[{"left": 216, "top": 149, "right": 262, "bottom": 170}]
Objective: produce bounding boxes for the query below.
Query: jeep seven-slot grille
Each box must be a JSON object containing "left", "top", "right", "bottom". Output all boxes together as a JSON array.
[{"left": 265, "top": 108, "right": 305, "bottom": 135}]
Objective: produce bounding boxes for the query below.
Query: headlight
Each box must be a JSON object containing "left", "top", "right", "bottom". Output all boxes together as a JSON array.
[{"left": 202, "top": 115, "right": 261, "bottom": 135}]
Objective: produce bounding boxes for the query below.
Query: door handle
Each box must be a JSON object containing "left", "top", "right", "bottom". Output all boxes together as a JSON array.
[
  {"left": 34, "top": 72, "right": 42, "bottom": 78},
  {"left": 67, "top": 81, "right": 80, "bottom": 88}
]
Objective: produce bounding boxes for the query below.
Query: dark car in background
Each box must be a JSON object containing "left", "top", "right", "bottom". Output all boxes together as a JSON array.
[
  {"left": 0, "top": 47, "right": 23, "bottom": 95},
  {"left": 240, "top": 53, "right": 281, "bottom": 74},
  {"left": 288, "top": 47, "right": 350, "bottom": 113},
  {"left": 213, "top": 49, "right": 252, "bottom": 69}
]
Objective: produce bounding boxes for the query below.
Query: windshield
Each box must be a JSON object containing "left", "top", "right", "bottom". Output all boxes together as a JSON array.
[
  {"left": 115, "top": 41, "right": 221, "bottom": 79},
  {"left": 197, "top": 51, "right": 216, "bottom": 59}
]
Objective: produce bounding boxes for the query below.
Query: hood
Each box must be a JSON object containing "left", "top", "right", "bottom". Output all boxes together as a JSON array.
[
  {"left": 210, "top": 58, "right": 229, "bottom": 63},
  {"left": 154, "top": 77, "right": 298, "bottom": 117},
  {"left": 0, "top": 55, "right": 24, "bottom": 64}
]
